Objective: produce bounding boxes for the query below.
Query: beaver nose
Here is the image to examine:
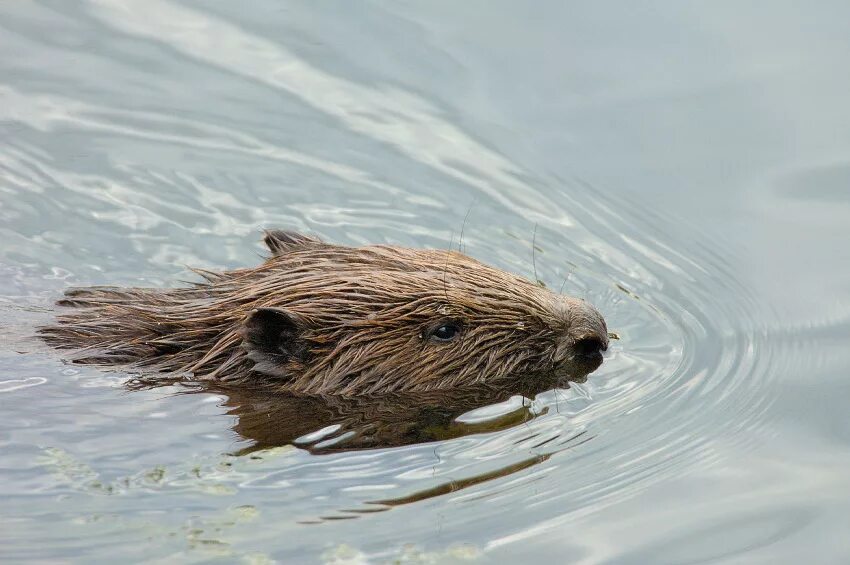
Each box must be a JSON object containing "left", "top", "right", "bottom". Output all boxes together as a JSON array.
[
  {"left": 573, "top": 335, "right": 607, "bottom": 358},
  {"left": 568, "top": 301, "right": 608, "bottom": 361}
]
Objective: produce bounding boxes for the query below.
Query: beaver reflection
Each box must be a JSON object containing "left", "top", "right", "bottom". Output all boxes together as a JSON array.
[{"left": 219, "top": 366, "right": 593, "bottom": 455}]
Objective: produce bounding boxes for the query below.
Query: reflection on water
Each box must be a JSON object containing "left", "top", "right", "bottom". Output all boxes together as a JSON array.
[
  {"left": 221, "top": 384, "right": 590, "bottom": 515},
  {"left": 2, "top": 0, "right": 850, "bottom": 563},
  {"left": 218, "top": 372, "right": 587, "bottom": 455},
  {"left": 229, "top": 389, "right": 544, "bottom": 455}
]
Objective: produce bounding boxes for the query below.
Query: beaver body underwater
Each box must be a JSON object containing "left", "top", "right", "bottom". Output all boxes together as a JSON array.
[
  {"left": 40, "top": 230, "right": 608, "bottom": 396},
  {"left": 224, "top": 386, "right": 567, "bottom": 454}
]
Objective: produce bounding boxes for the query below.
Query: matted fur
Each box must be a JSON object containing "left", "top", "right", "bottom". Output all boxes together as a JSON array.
[{"left": 40, "top": 230, "right": 607, "bottom": 395}]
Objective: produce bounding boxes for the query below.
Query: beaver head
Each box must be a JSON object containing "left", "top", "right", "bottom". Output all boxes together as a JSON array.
[{"left": 41, "top": 230, "right": 608, "bottom": 396}]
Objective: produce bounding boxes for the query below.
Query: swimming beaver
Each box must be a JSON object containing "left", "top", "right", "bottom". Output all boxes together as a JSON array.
[{"left": 40, "top": 230, "right": 608, "bottom": 396}]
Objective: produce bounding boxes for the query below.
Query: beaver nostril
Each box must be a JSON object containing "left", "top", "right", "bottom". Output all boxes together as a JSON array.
[{"left": 574, "top": 336, "right": 606, "bottom": 358}]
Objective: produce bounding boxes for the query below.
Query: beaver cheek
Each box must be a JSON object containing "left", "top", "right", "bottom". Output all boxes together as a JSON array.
[{"left": 553, "top": 339, "right": 572, "bottom": 366}]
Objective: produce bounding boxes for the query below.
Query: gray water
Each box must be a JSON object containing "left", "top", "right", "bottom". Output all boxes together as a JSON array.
[{"left": 2, "top": 1, "right": 849, "bottom": 563}]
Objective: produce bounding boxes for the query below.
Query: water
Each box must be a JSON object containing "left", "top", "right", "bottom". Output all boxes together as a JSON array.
[{"left": 2, "top": 1, "right": 849, "bottom": 562}]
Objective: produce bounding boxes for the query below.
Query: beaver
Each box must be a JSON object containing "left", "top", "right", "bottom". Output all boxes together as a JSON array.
[{"left": 40, "top": 229, "right": 608, "bottom": 396}]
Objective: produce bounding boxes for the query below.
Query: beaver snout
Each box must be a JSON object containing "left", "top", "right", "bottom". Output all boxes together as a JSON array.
[{"left": 560, "top": 300, "right": 609, "bottom": 369}]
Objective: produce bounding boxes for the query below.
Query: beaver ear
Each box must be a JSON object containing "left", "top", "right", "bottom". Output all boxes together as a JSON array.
[
  {"left": 263, "top": 230, "right": 322, "bottom": 255},
  {"left": 242, "top": 307, "right": 310, "bottom": 375}
]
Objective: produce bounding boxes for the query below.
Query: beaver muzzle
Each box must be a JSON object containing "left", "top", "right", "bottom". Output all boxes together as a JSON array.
[{"left": 554, "top": 300, "right": 609, "bottom": 371}]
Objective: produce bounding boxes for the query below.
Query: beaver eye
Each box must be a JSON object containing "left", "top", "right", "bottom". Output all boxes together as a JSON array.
[{"left": 428, "top": 322, "right": 462, "bottom": 342}]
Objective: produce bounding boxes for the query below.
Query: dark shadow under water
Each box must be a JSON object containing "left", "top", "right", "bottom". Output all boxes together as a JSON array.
[{"left": 207, "top": 365, "right": 596, "bottom": 455}]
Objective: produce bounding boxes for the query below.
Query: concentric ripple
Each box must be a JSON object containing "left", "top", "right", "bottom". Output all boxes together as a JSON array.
[{"left": 0, "top": 1, "right": 816, "bottom": 562}]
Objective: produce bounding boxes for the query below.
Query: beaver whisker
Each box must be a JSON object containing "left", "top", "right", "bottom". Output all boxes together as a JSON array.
[
  {"left": 457, "top": 200, "right": 475, "bottom": 255},
  {"left": 442, "top": 230, "right": 454, "bottom": 304},
  {"left": 532, "top": 222, "right": 540, "bottom": 286}
]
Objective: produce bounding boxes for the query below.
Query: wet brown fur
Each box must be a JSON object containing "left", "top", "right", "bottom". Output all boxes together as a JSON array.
[{"left": 39, "top": 230, "right": 607, "bottom": 396}]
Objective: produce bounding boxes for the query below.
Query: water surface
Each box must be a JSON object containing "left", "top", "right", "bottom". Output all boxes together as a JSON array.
[{"left": 2, "top": 1, "right": 850, "bottom": 563}]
